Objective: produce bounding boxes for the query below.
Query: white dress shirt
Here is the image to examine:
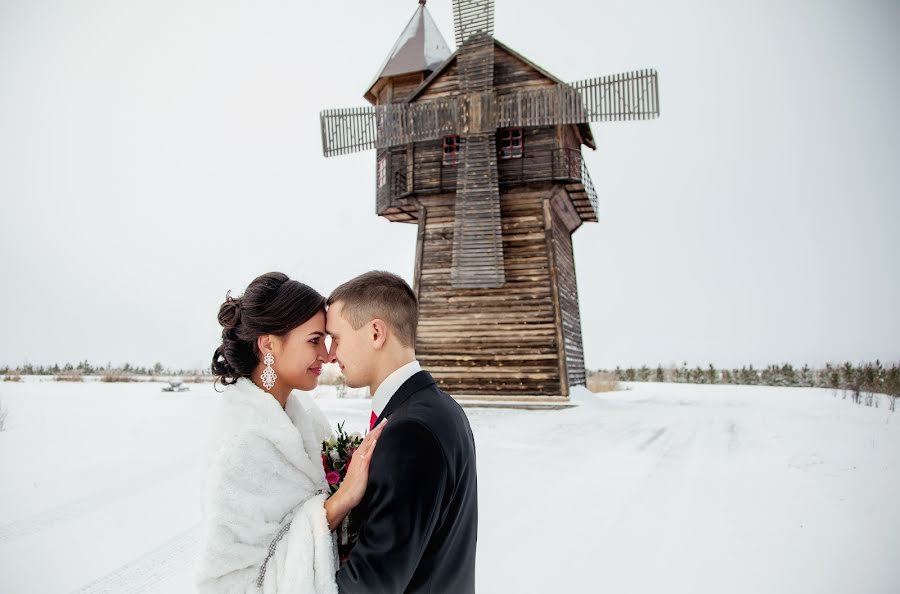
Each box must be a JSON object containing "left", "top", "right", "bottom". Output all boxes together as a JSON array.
[{"left": 371, "top": 360, "right": 422, "bottom": 418}]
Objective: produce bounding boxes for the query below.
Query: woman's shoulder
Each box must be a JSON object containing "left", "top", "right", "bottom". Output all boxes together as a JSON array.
[
  {"left": 210, "top": 380, "right": 289, "bottom": 449},
  {"left": 286, "top": 391, "right": 333, "bottom": 443}
]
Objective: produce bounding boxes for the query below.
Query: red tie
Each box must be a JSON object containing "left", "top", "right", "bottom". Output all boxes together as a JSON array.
[{"left": 370, "top": 411, "right": 377, "bottom": 432}]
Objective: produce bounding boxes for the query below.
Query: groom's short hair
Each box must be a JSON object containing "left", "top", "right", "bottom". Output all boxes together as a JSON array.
[{"left": 327, "top": 271, "right": 418, "bottom": 348}]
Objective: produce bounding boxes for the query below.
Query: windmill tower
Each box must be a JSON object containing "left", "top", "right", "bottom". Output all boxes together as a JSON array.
[{"left": 321, "top": 0, "right": 660, "bottom": 403}]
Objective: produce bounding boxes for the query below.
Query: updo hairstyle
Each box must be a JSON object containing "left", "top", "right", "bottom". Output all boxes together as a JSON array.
[{"left": 211, "top": 272, "right": 326, "bottom": 388}]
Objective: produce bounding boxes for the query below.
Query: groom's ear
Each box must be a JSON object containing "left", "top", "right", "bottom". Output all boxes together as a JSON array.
[{"left": 370, "top": 319, "right": 388, "bottom": 350}]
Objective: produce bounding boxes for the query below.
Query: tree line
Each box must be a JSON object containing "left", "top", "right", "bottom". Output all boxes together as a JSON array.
[
  {"left": 591, "top": 361, "right": 900, "bottom": 411},
  {"left": 0, "top": 361, "right": 208, "bottom": 378}
]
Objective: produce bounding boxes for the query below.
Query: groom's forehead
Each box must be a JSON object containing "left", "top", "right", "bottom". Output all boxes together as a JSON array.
[{"left": 324, "top": 306, "right": 341, "bottom": 335}]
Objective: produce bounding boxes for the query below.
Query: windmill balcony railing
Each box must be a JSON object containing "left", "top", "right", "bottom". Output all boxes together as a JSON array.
[
  {"left": 388, "top": 148, "right": 596, "bottom": 211},
  {"left": 579, "top": 159, "right": 599, "bottom": 215}
]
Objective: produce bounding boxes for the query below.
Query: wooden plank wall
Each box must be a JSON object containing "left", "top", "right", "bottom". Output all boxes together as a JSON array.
[
  {"left": 413, "top": 43, "right": 555, "bottom": 102},
  {"left": 415, "top": 185, "right": 565, "bottom": 397},
  {"left": 406, "top": 127, "right": 558, "bottom": 196},
  {"left": 495, "top": 127, "right": 556, "bottom": 181},
  {"left": 550, "top": 195, "right": 587, "bottom": 387},
  {"left": 419, "top": 60, "right": 461, "bottom": 99},
  {"left": 391, "top": 73, "right": 426, "bottom": 103},
  {"left": 493, "top": 45, "right": 556, "bottom": 94}
]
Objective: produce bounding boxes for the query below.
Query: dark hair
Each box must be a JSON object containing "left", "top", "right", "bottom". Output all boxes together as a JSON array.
[
  {"left": 327, "top": 270, "right": 418, "bottom": 348},
  {"left": 212, "top": 272, "right": 326, "bottom": 388}
]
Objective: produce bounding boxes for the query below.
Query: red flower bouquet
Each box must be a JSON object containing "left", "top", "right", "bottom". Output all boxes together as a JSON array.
[{"left": 321, "top": 422, "right": 364, "bottom": 563}]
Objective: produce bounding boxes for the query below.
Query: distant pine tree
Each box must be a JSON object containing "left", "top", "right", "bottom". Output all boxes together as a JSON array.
[
  {"left": 692, "top": 366, "right": 705, "bottom": 384},
  {"left": 800, "top": 364, "right": 812, "bottom": 387},
  {"left": 677, "top": 361, "right": 688, "bottom": 383},
  {"left": 705, "top": 363, "right": 717, "bottom": 384},
  {"left": 637, "top": 365, "right": 651, "bottom": 382},
  {"left": 781, "top": 364, "right": 797, "bottom": 387},
  {"left": 825, "top": 363, "right": 840, "bottom": 395}
]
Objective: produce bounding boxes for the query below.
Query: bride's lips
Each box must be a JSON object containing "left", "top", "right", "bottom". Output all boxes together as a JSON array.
[{"left": 309, "top": 367, "right": 322, "bottom": 376}]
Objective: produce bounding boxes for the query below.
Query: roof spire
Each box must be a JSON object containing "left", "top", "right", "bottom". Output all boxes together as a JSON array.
[{"left": 365, "top": 1, "right": 452, "bottom": 102}]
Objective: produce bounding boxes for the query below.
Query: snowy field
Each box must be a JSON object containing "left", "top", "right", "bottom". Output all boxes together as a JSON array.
[{"left": 0, "top": 378, "right": 898, "bottom": 593}]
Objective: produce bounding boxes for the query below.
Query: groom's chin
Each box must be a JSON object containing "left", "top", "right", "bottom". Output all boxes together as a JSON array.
[{"left": 343, "top": 376, "right": 364, "bottom": 390}]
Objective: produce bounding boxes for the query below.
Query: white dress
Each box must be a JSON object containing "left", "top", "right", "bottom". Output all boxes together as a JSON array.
[{"left": 195, "top": 378, "right": 338, "bottom": 593}]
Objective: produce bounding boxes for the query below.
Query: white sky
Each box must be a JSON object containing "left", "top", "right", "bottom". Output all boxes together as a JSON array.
[{"left": 1, "top": 0, "right": 898, "bottom": 371}]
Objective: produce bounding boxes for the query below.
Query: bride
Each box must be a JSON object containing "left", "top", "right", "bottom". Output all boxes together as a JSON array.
[{"left": 196, "top": 272, "right": 385, "bottom": 593}]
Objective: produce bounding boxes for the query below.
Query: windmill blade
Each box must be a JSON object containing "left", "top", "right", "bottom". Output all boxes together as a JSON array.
[
  {"left": 572, "top": 69, "right": 659, "bottom": 122},
  {"left": 451, "top": 133, "right": 505, "bottom": 288},
  {"left": 451, "top": 2, "right": 500, "bottom": 288},
  {"left": 452, "top": 0, "right": 495, "bottom": 48},
  {"left": 320, "top": 106, "right": 378, "bottom": 157},
  {"left": 321, "top": 98, "right": 465, "bottom": 157},
  {"left": 496, "top": 69, "right": 659, "bottom": 129}
]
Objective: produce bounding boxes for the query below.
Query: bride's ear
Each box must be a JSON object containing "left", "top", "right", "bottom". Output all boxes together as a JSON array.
[{"left": 257, "top": 335, "right": 275, "bottom": 358}]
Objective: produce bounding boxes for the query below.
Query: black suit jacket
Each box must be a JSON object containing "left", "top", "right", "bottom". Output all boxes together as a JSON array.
[{"left": 336, "top": 370, "right": 478, "bottom": 593}]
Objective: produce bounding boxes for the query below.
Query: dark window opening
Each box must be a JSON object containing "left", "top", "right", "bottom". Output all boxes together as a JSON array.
[
  {"left": 443, "top": 135, "right": 462, "bottom": 165},
  {"left": 498, "top": 128, "right": 524, "bottom": 160}
]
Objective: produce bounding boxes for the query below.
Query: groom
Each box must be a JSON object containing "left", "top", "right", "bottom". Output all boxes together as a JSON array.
[{"left": 326, "top": 271, "right": 478, "bottom": 593}]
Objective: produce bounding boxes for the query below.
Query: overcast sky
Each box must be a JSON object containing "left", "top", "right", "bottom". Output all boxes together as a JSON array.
[{"left": 1, "top": 0, "right": 898, "bottom": 371}]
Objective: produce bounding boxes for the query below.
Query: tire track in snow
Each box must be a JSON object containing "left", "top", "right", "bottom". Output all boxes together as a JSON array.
[
  {"left": 73, "top": 525, "right": 200, "bottom": 594},
  {"left": 0, "top": 463, "right": 193, "bottom": 545},
  {"left": 637, "top": 427, "right": 668, "bottom": 450}
]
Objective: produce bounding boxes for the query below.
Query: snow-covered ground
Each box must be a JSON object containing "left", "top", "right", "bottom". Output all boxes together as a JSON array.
[{"left": 0, "top": 379, "right": 897, "bottom": 593}]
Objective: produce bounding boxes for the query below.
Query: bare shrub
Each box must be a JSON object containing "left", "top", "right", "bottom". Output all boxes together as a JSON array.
[
  {"left": 0, "top": 398, "right": 8, "bottom": 431},
  {"left": 587, "top": 371, "right": 619, "bottom": 393},
  {"left": 55, "top": 371, "right": 84, "bottom": 382},
  {"left": 317, "top": 363, "right": 345, "bottom": 387},
  {"left": 3, "top": 374, "right": 22, "bottom": 383},
  {"left": 101, "top": 372, "right": 136, "bottom": 383}
]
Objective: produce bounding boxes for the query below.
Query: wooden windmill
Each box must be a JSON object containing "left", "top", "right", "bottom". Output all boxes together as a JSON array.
[{"left": 320, "top": 0, "right": 659, "bottom": 402}]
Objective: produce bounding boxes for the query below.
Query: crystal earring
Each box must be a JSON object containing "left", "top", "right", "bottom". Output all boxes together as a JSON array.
[{"left": 261, "top": 353, "right": 277, "bottom": 391}]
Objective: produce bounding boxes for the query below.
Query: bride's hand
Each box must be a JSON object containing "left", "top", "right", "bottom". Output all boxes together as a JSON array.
[{"left": 337, "top": 418, "right": 388, "bottom": 508}]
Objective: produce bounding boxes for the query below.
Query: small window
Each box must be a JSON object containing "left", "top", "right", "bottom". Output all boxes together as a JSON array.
[
  {"left": 498, "top": 128, "right": 523, "bottom": 159},
  {"left": 442, "top": 135, "right": 462, "bottom": 165},
  {"left": 377, "top": 156, "right": 387, "bottom": 188}
]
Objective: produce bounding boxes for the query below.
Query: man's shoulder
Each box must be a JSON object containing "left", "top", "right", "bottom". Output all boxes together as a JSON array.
[
  {"left": 393, "top": 380, "right": 472, "bottom": 454},
  {"left": 401, "top": 380, "right": 464, "bottom": 424}
]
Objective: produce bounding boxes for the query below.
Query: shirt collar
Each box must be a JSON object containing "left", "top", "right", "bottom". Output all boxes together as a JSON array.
[{"left": 371, "top": 360, "right": 421, "bottom": 417}]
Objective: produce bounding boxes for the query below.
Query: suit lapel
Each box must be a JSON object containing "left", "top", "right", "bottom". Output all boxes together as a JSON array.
[{"left": 375, "top": 370, "right": 436, "bottom": 426}]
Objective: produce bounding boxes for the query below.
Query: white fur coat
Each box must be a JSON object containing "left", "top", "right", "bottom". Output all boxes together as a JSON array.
[{"left": 196, "top": 378, "right": 338, "bottom": 594}]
